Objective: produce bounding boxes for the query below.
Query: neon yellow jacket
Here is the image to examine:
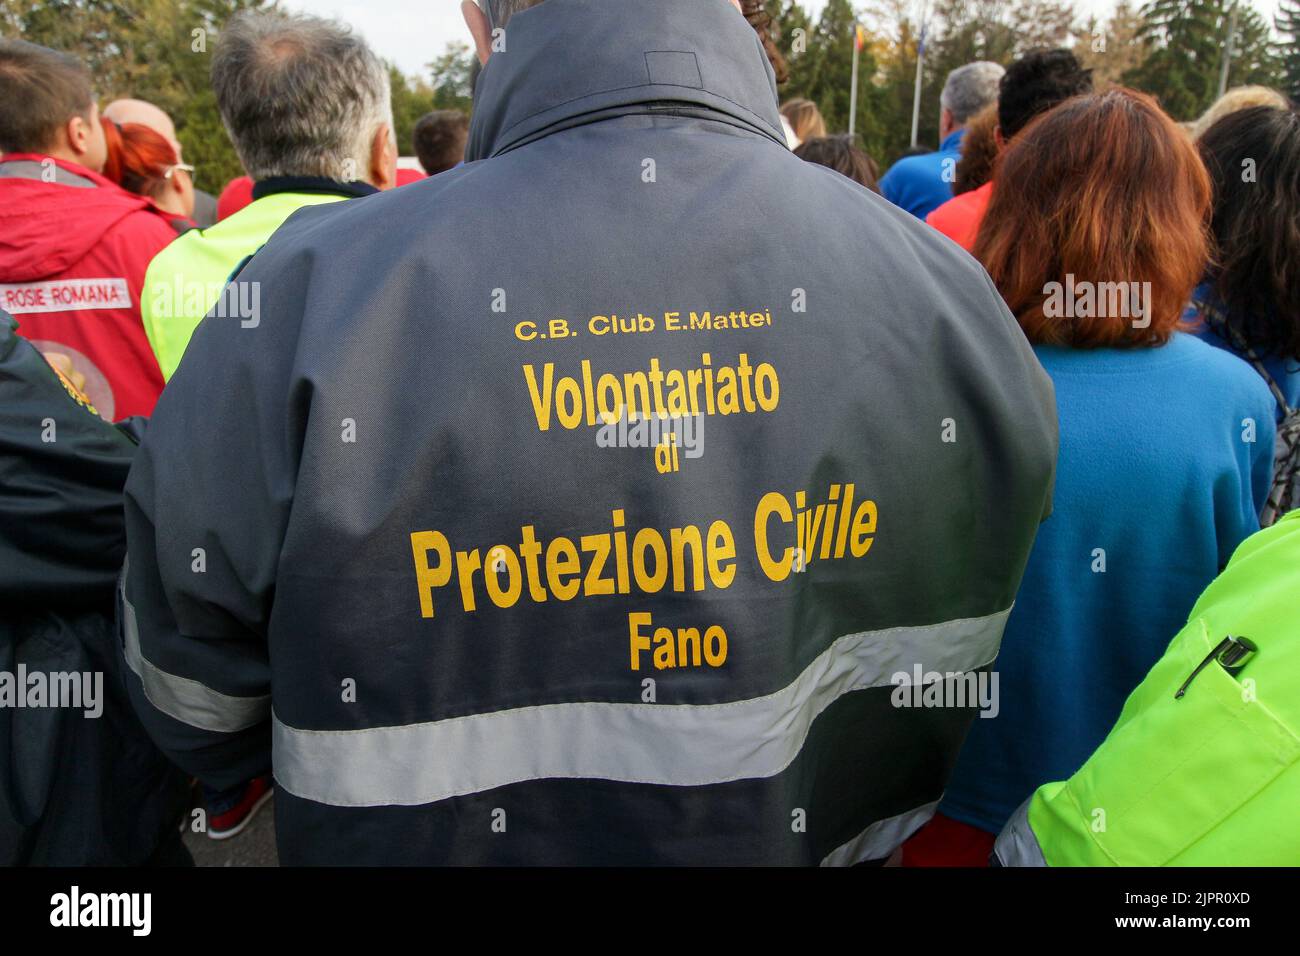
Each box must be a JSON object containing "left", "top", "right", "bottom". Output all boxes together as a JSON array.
[
  {"left": 996, "top": 510, "right": 1300, "bottom": 865},
  {"left": 141, "top": 191, "right": 348, "bottom": 380}
]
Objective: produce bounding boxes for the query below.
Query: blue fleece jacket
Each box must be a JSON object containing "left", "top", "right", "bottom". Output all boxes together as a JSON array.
[
  {"left": 942, "top": 333, "right": 1276, "bottom": 834},
  {"left": 880, "top": 129, "right": 964, "bottom": 220}
]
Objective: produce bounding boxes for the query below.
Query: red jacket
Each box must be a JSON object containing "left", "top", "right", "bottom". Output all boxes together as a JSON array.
[
  {"left": 216, "top": 175, "right": 254, "bottom": 221},
  {"left": 0, "top": 154, "right": 179, "bottom": 419},
  {"left": 926, "top": 180, "right": 993, "bottom": 253}
]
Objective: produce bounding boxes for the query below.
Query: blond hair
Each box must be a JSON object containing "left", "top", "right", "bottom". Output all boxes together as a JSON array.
[
  {"left": 1193, "top": 85, "right": 1290, "bottom": 140},
  {"left": 780, "top": 99, "right": 827, "bottom": 144}
]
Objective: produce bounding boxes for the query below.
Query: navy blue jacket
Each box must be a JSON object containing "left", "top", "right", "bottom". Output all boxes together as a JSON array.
[
  {"left": 0, "top": 313, "right": 187, "bottom": 864},
  {"left": 122, "top": 0, "right": 1056, "bottom": 865}
]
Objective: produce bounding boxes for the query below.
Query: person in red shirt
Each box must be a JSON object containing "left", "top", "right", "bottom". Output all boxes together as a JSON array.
[
  {"left": 925, "top": 181, "right": 993, "bottom": 252},
  {"left": 215, "top": 174, "right": 254, "bottom": 221},
  {"left": 0, "top": 41, "right": 179, "bottom": 420},
  {"left": 394, "top": 166, "right": 425, "bottom": 187},
  {"left": 926, "top": 49, "right": 1093, "bottom": 255}
]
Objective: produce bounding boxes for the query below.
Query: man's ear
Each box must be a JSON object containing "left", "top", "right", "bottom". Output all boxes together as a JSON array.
[
  {"left": 369, "top": 123, "right": 397, "bottom": 190},
  {"left": 993, "top": 125, "right": 1006, "bottom": 151},
  {"left": 65, "top": 113, "right": 91, "bottom": 158},
  {"left": 462, "top": 0, "right": 493, "bottom": 65}
]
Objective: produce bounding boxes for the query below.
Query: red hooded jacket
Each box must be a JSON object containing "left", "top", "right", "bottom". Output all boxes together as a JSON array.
[{"left": 0, "top": 154, "right": 179, "bottom": 419}]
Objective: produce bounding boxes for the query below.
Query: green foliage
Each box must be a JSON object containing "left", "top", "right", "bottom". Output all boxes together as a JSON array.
[
  {"left": 428, "top": 40, "right": 476, "bottom": 111},
  {"left": 389, "top": 66, "right": 434, "bottom": 158},
  {"left": 810, "top": 1, "right": 878, "bottom": 139},
  {"left": 2, "top": 0, "right": 271, "bottom": 192},
  {"left": 1276, "top": 0, "right": 1300, "bottom": 100},
  {"left": 2, "top": 0, "right": 1287, "bottom": 188},
  {"left": 390, "top": 43, "right": 474, "bottom": 155},
  {"left": 871, "top": 12, "right": 925, "bottom": 160},
  {"left": 1123, "top": 0, "right": 1282, "bottom": 120}
]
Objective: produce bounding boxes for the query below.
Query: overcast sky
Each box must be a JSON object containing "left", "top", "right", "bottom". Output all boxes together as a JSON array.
[{"left": 284, "top": 0, "right": 1282, "bottom": 77}]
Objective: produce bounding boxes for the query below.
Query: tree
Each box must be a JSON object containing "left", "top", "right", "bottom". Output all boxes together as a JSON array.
[
  {"left": 427, "top": 40, "right": 475, "bottom": 111},
  {"left": 1279, "top": 0, "right": 1300, "bottom": 99},
  {"left": 389, "top": 66, "right": 434, "bottom": 157},
  {"left": 1074, "top": 0, "right": 1148, "bottom": 87},
  {"left": 1123, "top": 0, "right": 1282, "bottom": 120},
  {"left": 389, "top": 41, "right": 475, "bottom": 157},
  {"left": 800, "top": 0, "right": 880, "bottom": 140},
  {"left": 766, "top": 0, "right": 816, "bottom": 100},
  {"left": 867, "top": 0, "right": 927, "bottom": 160},
  {"left": 2, "top": 0, "right": 271, "bottom": 192},
  {"left": 1226, "top": 2, "right": 1283, "bottom": 91}
]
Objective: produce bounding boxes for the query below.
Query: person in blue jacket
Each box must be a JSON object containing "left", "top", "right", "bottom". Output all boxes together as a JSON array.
[
  {"left": 879, "top": 61, "right": 1003, "bottom": 219},
  {"left": 907, "top": 90, "right": 1276, "bottom": 865}
]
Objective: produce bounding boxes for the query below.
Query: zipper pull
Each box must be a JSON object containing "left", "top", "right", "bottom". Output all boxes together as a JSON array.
[{"left": 1175, "top": 636, "right": 1258, "bottom": 699}]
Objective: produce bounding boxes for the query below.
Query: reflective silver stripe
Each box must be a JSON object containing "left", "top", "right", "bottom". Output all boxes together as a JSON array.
[
  {"left": 120, "top": 558, "right": 270, "bottom": 734},
  {"left": 820, "top": 799, "right": 939, "bottom": 866},
  {"left": 993, "top": 796, "right": 1048, "bottom": 866},
  {"left": 274, "top": 606, "right": 1011, "bottom": 808}
]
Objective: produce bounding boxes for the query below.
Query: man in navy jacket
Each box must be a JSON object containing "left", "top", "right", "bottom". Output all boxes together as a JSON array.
[
  {"left": 121, "top": 0, "right": 1057, "bottom": 865},
  {"left": 0, "top": 312, "right": 188, "bottom": 865}
]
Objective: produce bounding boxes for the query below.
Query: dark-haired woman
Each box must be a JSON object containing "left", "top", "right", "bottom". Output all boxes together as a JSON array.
[
  {"left": 794, "top": 135, "right": 880, "bottom": 193},
  {"left": 906, "top": 89, "right": 1276, "bottom": 865},
  {"left": 1193, "top": 105, "right": 1300, "bottom": 414},
  {"left": 1191, "top": 105, "right": 1300, "bottom": 520}
]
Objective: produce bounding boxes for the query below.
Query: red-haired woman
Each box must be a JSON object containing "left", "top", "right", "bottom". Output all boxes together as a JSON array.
[
  {"left": 101, "top": 118, "right": 195, "bottom": 226},
  {"left": 907, "top": 89, "right": 1276, "bottom": 865}
]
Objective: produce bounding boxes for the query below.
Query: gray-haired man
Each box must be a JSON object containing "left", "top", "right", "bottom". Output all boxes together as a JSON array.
[
  {"left": 139, "top": 10, "right": 396, "bottom": 383},
  {"left": 880, "top": 60, "right": 1005, "bottom": 219}
]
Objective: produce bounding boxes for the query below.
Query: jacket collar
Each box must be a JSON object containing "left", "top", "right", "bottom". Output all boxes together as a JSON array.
[
  {"left": 939, "top": 128, "right": 966, "bottom": 153},
  {"left": 251, "top": 176, "right": 379, "bottom": 201},
  {"left": 0, "top": 153, "right": 111, "bottom": 189},
  {"left": 466, "top": 0, "right": 785, "bottom": 162}
]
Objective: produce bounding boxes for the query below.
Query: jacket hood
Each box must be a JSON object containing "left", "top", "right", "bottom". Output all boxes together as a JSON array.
[
  {"left": 0, "top": 155, "right": 158, "bottom": 281},
  {"left": 466, "top": 0, "right": 786, "bottom": 161}
]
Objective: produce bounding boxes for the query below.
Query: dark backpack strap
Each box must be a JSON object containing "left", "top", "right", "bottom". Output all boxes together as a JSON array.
[{"left": 1192, "top": 298, "right": 1294, "bottom": 416}]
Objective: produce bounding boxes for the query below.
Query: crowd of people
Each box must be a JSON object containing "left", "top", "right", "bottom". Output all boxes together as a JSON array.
[{"left": 0, "top": 0, "right": 1297, "bottom": 867}]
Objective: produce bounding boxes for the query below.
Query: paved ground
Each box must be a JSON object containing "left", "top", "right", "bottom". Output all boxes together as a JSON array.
[{"left": 182, "top": 788, "right": 279, "bottom": 866}]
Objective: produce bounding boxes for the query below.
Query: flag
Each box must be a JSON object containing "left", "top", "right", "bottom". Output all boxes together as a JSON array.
[{"left": 854, "top": 23, "right": 867, "bottom": 51}]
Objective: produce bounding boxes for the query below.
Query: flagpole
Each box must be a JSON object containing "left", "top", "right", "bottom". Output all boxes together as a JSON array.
[
  {"left": 910, "top": 14, "right": 927, "bottom": 147},
  {"left": 849, "top": 23, "right": 862, "bottom": 137},
  {"left": 1217, "top": 2, "right": 1238, "bottom": 99}
]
